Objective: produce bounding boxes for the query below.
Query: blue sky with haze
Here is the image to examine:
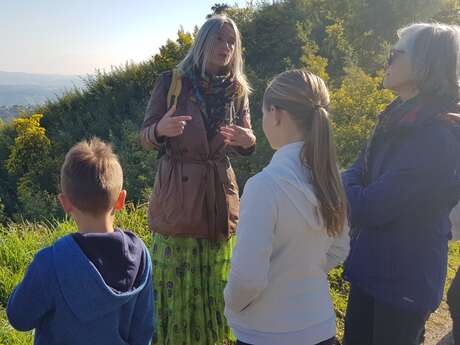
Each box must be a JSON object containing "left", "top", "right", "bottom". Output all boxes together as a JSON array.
[{"left": 1, "top": 0, "right": 246, "bottom": 75}]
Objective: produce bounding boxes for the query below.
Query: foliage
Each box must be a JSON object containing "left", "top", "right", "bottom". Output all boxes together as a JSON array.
[
  {"left": 6, "top": 114, "right": 51, "bottom": 177},
  {"left": 0, "top": 0, "right": 454, "bottom": 222},
  {"left": 331, "top": 67, "right": 394, "bottom": 167},
  {"left": 4, "top": 115, "right": 59, "bottom": 220},
  {"left": 0, "top": 32, "right": 193, "bottom": 221}
]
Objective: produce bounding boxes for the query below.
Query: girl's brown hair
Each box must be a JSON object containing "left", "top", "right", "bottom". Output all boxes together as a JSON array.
[{"left": 264, "top": 69, "right": 347, "bottom": 236}]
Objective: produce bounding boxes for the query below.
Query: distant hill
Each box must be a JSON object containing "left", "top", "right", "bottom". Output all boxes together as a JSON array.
[{"left": 0, "top": 71, "right": 85, "bottom": 107}]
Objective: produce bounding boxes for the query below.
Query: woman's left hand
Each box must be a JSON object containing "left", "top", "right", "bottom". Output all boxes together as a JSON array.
[{"left": 220, "top": 116, "right": 256, "bottom": 149}]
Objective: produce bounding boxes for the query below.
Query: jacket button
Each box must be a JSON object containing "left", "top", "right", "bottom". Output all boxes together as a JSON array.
[{"left": 182, "top": 176, "right": 189, "bottom": 182}]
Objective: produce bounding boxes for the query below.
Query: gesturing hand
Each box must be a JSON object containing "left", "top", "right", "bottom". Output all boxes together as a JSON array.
[
  {"left": 219, "top": 115, "right": 256, "bottom": 149},
  {"left": 155, "top": 105, "right": 192, "bottom": 138}
]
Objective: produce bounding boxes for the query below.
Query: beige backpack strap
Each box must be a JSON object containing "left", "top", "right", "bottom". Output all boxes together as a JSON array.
[{"left": 166, "top": 69, "right": 182, "bottom": 109}]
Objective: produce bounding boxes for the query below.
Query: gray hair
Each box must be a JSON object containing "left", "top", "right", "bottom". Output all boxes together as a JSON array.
[
  {"left": 177, "top": 15, "right": 251, "bottom": 99},
  {"left": 396, "top": 23, "right": 460, "bottom": 99}
]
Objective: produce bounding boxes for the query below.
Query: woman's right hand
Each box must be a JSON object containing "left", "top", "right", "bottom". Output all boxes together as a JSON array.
[{"left": 155, "top": 105, "right": 192, "bottom": 138}]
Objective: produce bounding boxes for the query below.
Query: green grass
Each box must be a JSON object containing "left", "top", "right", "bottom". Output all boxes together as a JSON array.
[{"left": 0, "top": 204, "right": 459, "bottom": 344}]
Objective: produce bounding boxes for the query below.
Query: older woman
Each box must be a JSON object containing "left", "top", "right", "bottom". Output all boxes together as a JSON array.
[
  {"left": 343, "top": 23, "right": 460, "bottom": 345},
  {"left": 140, "top": 15, "right": 255, "bottom": 345}
]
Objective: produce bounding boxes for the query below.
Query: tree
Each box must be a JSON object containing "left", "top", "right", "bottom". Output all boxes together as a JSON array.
[
  {"left": 151, "top": 30, "right": 193, "bottom": 72},
  {"left": 0, "top": 122, "right": 17, "bottom": 217},
  {"left": 433, "top": 0, "right": 460, "bottom": 24},
  {"left": 331, "top": 67, "right": 394, "bottom": 167},
  {"left": 207, "top": 3, "right": 231, "bottom": 18},
  {"left": 5, "top": 114, "right": 59, "bottom": 220},
  {"left": 342, "top": 0, "right": 445, "bottom": 71},
  {"left": 6, "top": 114, "right": 51, "bottom": 177},
  {"left": 110, "top": 120, "right": 156, "bottom": 201},
  {"left": 0, "top": 197, "right": 5, "bottom": 224},
  {"left": 242, "top": 1, "right": 305, "bottom": 76}
]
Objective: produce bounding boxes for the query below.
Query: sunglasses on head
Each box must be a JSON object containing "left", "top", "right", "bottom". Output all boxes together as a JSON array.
[{"left": 387, "top": 49, "right": 405, "bottom": 66}]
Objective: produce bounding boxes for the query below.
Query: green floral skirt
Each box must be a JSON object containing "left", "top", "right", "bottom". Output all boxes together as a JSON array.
[{"left": 151, "top": 233, "right": 236, "bottom": 345}]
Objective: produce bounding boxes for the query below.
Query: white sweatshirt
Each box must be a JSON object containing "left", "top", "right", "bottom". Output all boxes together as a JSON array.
[{"left": 224, "top": 142, "right": 350, "bottom": 340}]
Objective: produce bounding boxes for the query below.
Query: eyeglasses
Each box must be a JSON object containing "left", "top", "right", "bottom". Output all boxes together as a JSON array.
[{"left": 387, "top": 49, "right": 405, "bottom": 66}]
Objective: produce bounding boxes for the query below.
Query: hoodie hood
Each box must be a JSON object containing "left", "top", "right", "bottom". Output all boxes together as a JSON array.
[
  {"left": 52, "top": 233, "right": 151, "bottom": 323},
  {"left": 264, "top": 142, "right": 323, "bottom": 231},
  {"left": 71, "top": 229, "right": 145, "bottom": 293}
]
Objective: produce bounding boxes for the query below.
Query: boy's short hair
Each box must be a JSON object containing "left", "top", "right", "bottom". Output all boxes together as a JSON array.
[{"left": 60, "top": 137, "right": 123, "bottom": 215}]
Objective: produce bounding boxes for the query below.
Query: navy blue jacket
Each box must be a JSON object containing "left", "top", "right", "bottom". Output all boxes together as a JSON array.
[
  {"left": 343, "top": 99, "right": 460, "bottom": 313},
  {"left": 7, "top": 230, "right": 154, "bottom": 345}
]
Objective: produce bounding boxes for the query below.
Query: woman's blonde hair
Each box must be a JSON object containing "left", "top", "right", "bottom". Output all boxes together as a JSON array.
[
  {"left": 177, "top": 15, "right": 251, "bottom": 99},
  {"left": 263, "top": 69, "right": 347, "bottom": 236}
]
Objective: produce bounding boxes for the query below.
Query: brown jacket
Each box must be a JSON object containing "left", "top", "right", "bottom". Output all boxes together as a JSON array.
[{"left": 140, "top": 71, "right": 255, "bottom": 240}]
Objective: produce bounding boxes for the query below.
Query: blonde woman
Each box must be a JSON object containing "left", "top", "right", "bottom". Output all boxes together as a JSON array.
[
  {"left": 140, "top": 15, "right": 256, "bottom": 345},
  {"left": 224, "top": 70, "right": 350, "bottom": 345}
]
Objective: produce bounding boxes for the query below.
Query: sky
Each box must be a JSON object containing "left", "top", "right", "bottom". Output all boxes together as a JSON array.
[{"left": 0, "top": 0, "right": 247, "bottom": 76}]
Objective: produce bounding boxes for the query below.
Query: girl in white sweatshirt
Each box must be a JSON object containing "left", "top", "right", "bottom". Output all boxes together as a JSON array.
[{"left": 224, "top": 69, "right": 350, "bottom": 345}]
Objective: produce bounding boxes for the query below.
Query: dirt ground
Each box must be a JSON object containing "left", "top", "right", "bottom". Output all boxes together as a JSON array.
[{"left": 424, "top": 300, "right": 453, "bottom": 345}]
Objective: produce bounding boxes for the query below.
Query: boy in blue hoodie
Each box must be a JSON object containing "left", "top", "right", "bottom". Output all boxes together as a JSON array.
[{"left": 7, "top": 138, "right": 154, "bottom": 345}]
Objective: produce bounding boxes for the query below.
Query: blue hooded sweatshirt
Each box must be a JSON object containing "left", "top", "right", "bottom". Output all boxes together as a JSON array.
[{"left": 7, "top": 229, "right": 154, "bottom": 345}]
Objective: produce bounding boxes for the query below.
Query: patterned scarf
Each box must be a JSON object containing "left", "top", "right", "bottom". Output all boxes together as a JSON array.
[{"left": 185, "top": 68, "right": 240, "bottom": 139}]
